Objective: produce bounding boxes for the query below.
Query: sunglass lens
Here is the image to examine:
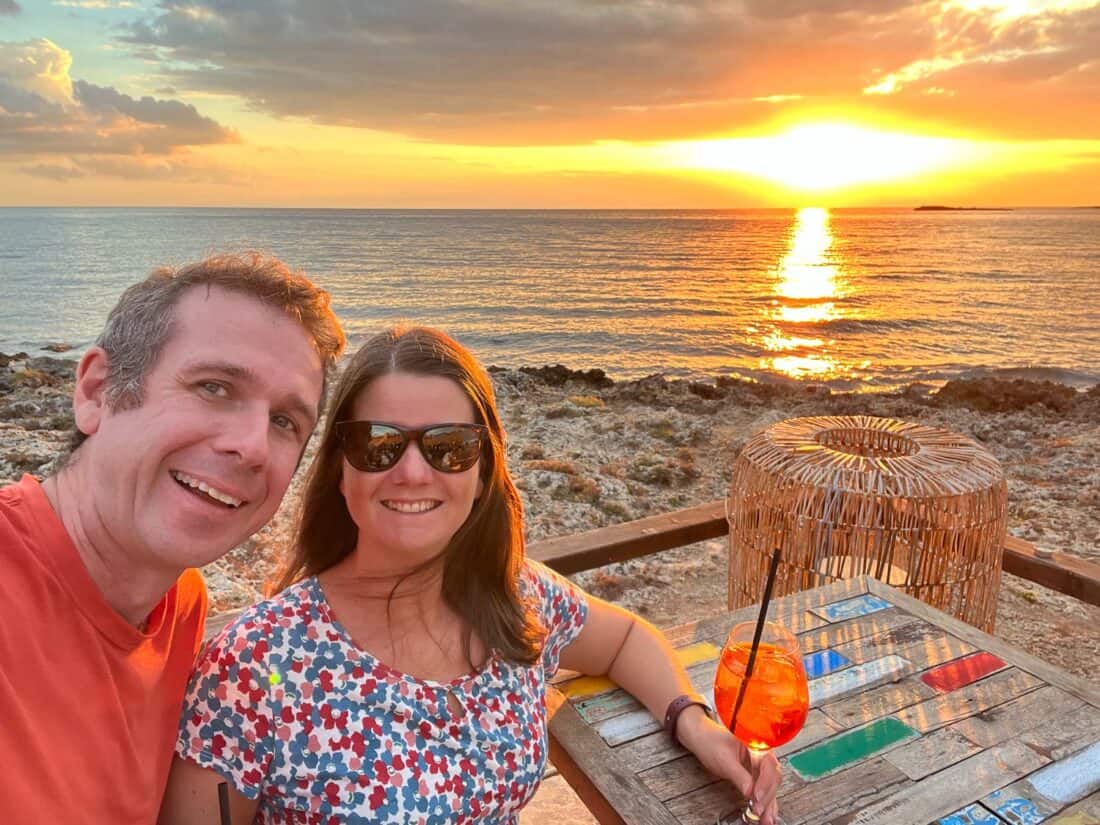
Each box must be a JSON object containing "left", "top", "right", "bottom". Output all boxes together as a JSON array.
[
  {"left": 422, "top": 425, "right": 483, "bottom": 472},
  {"left": 352, "top": 425, "right": 405, "bottom": 471}
]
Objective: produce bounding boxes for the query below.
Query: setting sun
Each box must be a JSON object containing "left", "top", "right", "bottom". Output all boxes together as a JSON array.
[{"left": 674, "top": 123, "right": 979, "bottom": 191}]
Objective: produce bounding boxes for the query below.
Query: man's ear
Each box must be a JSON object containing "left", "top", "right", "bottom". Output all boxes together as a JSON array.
[{"left": 73, "top": 347, "right": 111, "bottom": 437}]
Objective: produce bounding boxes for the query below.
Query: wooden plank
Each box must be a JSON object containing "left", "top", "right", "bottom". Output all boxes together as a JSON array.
[
  {"left": 796, "top": 608, "right": 921, "bottom": 657},
  {"left": 778, "top": 756, "right": 910, "bottom": 825},
  {"left": 548, "top": 700, "right": 680, "bottom": 825},
  {"left": 788, "top": 717, "right": 918, "bottom": 781},
  {"left": 936, "top": 803, "right": 1003, "bottom": 824},
  {"left": 663, "top": 780, "right": 746, "bottom": 825},
  {"left": 952, "top": 685, "right": 1084, "bottom": 749},
  {"left": 895, "top": 670, "right": 1052, "bottom": 735},
  {"left": 529, "top": 498, "right": 729, "bottom": 575},
  {"left": 826, "top": 741, "right": 1051, "bottom": 825},
  {"left": 1003, "top": 535, "right": 1100, "bottom": 608},
  {"left": 810, "top": 594, "right": 894, "bottom": 623},
  {"left": 809, "top": 655, "right": 911, "bottom": 706},
  {"left": 804, "top": 649, "right": 853, "bottom": 679},
  {"left": 922, "top": 652, "right": 1008, "bottom": 693},
  {"left": 638, "top": 752, "right": 715, "bottom": 802},
  {"left": 835, "top": 622, "right": 977, "bottom": 669},
  {"left": 862, "top": 578, "right": 1100, "bottom": 709},
  {"left": 1018, "top": 705, "right": 1100, "bottom": 761},
  {"left": 1047, "top": 790, "right": 1100, "bottom": 823},
  {"left": 982, "top": 784, "right": 1062, "bottom": 823},
  {"left": 557, "top": 641, "right": 721, "bottom": 701},
  {"left": 1027, "top": 740, "right": 1100, "bottom": 806},
  {"left": 820, "top": 672, "right": 942, "bottom": 729},
  {"left": 884, "top": 726, "right": 984, "bottom": 780}
]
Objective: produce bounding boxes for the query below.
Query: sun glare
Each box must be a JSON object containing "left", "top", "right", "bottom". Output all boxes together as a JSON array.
[{"left": 676, "top": 123, "right": 977, "bottom": 192}]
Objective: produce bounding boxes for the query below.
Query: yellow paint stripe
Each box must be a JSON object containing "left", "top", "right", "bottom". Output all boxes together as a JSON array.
[{"left": 559, "top": 641, "right": 721, "bottom": 699}]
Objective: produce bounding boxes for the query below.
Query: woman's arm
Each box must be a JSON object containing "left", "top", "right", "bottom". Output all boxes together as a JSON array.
[
  {"left": 158, "top": 756, "right": 259, "bottom": 825},
  {"left": 557, "top": 594, "right": 782, "bottom": 825}
]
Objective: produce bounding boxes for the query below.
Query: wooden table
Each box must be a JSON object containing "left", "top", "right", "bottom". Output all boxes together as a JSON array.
[{"left": 548, "top": 575, "right": 1100, "bottom": 825}]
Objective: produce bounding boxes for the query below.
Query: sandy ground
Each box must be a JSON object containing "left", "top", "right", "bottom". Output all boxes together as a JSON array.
[{"left": 3, "top": 354, "right": 1098, "bottom": 683}]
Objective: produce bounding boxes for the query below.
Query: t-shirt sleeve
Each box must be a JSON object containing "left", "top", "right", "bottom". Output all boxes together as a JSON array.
[
  {"left": 522, "top": 560, "right": 589, "bottom": 677},
  {"left": 175, "top": 610, "right": 278, "bottom": 799}
]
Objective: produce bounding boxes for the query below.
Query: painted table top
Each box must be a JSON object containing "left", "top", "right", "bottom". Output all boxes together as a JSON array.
[{"left": 548, "top": 575, "right": 1100, "bottom": 825}]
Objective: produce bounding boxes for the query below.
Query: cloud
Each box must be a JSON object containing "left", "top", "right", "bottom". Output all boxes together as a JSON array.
[
  {"left": 54, "top": 1, "right": 136, "bottom": 8},
  {"left": 116, "top": 0, "right": 1100, "bottom": 142},
  {"left": 0, "top": 38, "right": 239, "bottom": 176},
  {"left": 0, "top": 0, "right": 20, "bottom": 15},
  {"left": 19, "top": 161, "right": 86, "bottom": 180}
]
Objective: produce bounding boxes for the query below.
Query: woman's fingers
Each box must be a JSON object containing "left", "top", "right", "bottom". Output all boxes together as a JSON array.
[{"left": 750, "top": 748, "right": 782, "bottom": 811}]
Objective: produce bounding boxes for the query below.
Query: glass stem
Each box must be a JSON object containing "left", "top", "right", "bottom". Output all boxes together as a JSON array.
[{"left": 741, "top": 748, "right": 764, "bottom": 823}]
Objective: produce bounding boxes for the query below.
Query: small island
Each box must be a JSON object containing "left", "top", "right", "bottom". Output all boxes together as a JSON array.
[{"left": 915, "top": 205, "right": 1013, "bottom": 211}]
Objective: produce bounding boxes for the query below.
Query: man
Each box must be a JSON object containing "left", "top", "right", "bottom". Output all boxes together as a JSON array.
[{"left": 0, "top": 253, "right": 345, "bottom": 822}]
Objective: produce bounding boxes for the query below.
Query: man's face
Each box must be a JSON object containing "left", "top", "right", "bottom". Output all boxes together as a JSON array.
[{"left": 76, "top": 285, "right": 325, "bottom": 572}]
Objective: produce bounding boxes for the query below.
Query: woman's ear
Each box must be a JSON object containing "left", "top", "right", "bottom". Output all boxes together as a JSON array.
[{"left": 72, "top": 347, "right": 111, "bottom": 437}]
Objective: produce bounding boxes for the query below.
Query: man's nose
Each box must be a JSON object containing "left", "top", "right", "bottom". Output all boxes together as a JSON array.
[{"left": 216, "top": 407, "right": 271, "bottom": 468}]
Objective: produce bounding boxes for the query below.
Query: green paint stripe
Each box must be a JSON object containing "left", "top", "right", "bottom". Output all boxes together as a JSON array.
[{"left": 789, "top": 717, "right": 918, "bottom": 781}]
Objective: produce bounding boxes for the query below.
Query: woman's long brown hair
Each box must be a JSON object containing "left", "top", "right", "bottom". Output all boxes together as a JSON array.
[{"left": 271, "top": 325, "right": 543, "bottom": 665}]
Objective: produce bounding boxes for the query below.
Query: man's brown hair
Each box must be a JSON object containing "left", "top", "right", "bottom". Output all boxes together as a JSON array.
[{"left": 69, "top": 251, "right": 346, "bottom": 453}]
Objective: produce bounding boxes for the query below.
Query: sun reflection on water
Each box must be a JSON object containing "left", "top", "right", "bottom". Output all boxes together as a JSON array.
[{"left": 762, "top": 207, "right": 845, "bottom": 380}]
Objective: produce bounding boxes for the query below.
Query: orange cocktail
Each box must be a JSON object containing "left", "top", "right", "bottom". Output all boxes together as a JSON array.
[{"left": 713, "top": 630, "right": 809, "bottom": 751}]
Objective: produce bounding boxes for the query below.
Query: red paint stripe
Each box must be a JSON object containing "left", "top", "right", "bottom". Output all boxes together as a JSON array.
[{"left": 921, "top": 651, "right": 1006, "bottom": 692}]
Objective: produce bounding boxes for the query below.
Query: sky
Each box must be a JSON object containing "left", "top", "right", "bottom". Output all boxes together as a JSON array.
[{"left": 1, "top": 0, "right": 1098, "bottom": 207}]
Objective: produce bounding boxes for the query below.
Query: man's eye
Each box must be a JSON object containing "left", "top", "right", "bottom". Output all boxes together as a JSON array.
[
  {"left": 199, "top": 381, "right": 228, "bottom": 397},
  {"left": 272, "top": 414, "right": 299, "bottom": 433}
]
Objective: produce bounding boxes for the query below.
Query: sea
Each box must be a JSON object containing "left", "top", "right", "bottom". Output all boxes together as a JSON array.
[{"left": 1, "top": 207, "right": 1097, "bottom": 392}]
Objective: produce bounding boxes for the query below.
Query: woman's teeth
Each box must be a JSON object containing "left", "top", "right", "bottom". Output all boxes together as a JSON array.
[{"left": 383, "top": 500, "right": 440, "bottom": 513}]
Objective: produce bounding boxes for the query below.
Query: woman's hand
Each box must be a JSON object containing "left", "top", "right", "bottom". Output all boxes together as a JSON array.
[{"left": 676, "top": 706, "right": 782, "bottom": 825}]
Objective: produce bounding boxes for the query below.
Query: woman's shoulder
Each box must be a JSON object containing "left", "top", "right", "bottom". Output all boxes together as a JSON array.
[
  {"left": 518, "top": 559, "right": 588, "bottom": 613},
  {"left": 205, "top": 577, "right": 324, "bottom": 653}
]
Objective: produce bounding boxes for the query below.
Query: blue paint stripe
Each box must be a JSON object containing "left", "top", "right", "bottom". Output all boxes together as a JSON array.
[
  {"left": 813, "top": 594, "right": 893, "bottom": 622},
  {"left": 984, "top": 790, "right": 1048, "bottom": 824},
  {"left": 937, "top": 803, "right": 1000, "bottom": 825},
  {"left": 803, "top": 649, "right": 852, "bottom": 679}
]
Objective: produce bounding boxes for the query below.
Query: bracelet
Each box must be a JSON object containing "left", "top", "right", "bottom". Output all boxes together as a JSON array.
[{"left": 663, "top": 693, "right": 714, "bottom": 747}]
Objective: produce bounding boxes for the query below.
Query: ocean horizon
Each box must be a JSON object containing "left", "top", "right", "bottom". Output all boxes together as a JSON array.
[{"left": 1, "top": 206, "right": 1097, "bottom": 391}]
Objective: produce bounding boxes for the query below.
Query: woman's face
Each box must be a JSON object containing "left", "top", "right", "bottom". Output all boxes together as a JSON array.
[{"left": 339, "top": 371, "right": 485, "bottom": 568}]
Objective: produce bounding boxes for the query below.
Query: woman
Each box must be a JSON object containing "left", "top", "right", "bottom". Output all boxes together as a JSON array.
[{"left": 160, "top": 326, "right": 780, "bottom": 824}]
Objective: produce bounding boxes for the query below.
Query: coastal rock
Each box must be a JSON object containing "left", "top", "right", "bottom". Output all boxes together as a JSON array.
[
  {"left": 517, "top": 364, "right": 613, "bottom": 389},
  {"left": 935, "top": 378, "right": 1079, "bottom": 413},
  {"left": 42, "top": 343, "right": 73, "bottom": 353}
]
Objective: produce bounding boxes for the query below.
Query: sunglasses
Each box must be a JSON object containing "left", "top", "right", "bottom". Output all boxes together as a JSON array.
[{"left": 335, "top": 420, "right": 488, "bottom": 473}]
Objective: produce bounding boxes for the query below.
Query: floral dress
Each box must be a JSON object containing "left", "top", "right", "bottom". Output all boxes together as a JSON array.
[{"left": 175, "top": 560, "right": 588, "bottom": 824}]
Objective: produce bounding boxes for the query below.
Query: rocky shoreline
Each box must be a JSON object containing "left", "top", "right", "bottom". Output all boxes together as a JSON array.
[{"left": 3, "top": 352, "right": 1098, "bottom": 681}]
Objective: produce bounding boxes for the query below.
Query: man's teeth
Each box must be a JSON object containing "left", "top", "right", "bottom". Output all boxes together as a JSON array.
[
  {"left": 171, "top": 472, "right": 243, "bottom": 508},
  {"left": 383, "top": 500, "right": 440, "bottom": 513}
]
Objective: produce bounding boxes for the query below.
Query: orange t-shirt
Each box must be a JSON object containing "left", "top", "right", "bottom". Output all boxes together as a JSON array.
[{"left": 0, "top": 475, "right": 207, "bottom": 823}]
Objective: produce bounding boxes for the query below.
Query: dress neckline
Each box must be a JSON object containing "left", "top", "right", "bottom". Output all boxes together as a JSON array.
[{"left": 302, "top": 575, "right": 500, "bottom": 689}]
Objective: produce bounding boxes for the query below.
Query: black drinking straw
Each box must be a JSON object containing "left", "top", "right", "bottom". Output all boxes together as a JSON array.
[
  {"left": 728, "top": 546, "right": 784, "bottom": 734},
  {"left": 218, "top": 781, "right": 231, "bottom": 825}
]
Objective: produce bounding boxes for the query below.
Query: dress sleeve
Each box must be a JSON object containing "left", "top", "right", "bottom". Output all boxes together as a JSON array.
[
  {"left": 522, "top": 560, "right": 590, "bottom": 677},
  {"left": 175, "top": 608, "right": 279, "bottom": 799}
]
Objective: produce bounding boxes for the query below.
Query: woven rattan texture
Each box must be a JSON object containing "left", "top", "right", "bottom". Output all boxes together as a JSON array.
[{"left": 728, "top": 415, "right": 1008, "bottom": 631}]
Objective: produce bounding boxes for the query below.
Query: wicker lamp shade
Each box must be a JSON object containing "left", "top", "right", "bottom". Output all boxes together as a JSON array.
[{"left": 728, "top": 415, "right": 1008, "bottom": 631}]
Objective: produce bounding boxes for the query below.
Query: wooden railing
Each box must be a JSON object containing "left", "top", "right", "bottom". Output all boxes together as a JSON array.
[
  {"left": 530, "top": 498, "right": 1100, "bottom": 607},
  {"left": 204, "top": 498, "right": 1100, "bottom": 640}
]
